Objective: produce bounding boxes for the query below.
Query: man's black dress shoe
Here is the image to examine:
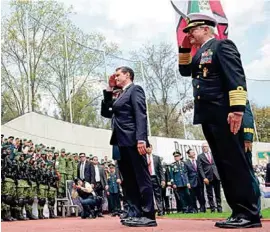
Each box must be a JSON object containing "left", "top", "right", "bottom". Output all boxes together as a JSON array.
[
  {"left": 122, "top": 217, "right": 157, "bottom": 227},
  {"left": 215, "top": 218, "right": 262, "bottom": 229}
]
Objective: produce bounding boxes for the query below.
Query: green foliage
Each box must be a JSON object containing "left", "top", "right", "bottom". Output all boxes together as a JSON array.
[{"left": 252, "top": 104, "right": 270, "bottom": 142}]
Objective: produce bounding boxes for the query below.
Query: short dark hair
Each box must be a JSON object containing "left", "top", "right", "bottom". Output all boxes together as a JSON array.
[
  {"left": 186, "top": 149, "right": 193, "bottom": 154},
  {"left": 116, "top": 66, "right": 134, "bottom": 81}
]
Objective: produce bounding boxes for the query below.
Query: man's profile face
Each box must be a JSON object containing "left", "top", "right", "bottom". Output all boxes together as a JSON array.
[
  {"left": 115, "top": 69, "right": 129, "bottom": 88},
  {"left": 187, "top": 26, "right": 207, "bottom": 46}
]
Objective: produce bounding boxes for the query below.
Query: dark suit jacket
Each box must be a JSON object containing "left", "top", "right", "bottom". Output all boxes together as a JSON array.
[
  {"left": 184, "top": 159, "right": 202, "bottom": 188},
  {"left": 77, "top": 161, "right": 95, "bottom": 185},
  {"left": 94, "top": 165, "right": 108, "bottom": 188},
  {"left": 197, "top": 153, "right": 220, "bottom": 182},
  {"left": 101, "top": 83, "right": 148, "bottom": 147},
  {"left": 152, "top": 155, "right": 165, "bottom": 185}
]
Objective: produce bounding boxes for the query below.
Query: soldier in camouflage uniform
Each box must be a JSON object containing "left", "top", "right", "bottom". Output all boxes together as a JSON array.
[
  {"left": 25, "top": 158, "right": 39, "bottom": 220},
  {"left": 37, "top": 160, "right": 48, "bottom": 219},
  {"left": 1, "top": 146, "right": 17, "bottom": 221},
  {"left": 55, "top": 148, "right": 67, "bottom": 198},
  {"left": 14, "top": 152, "right": 31, "bottom": 220},
  {"left": 66, "top": 153, "right": 74, "bottom": 181},
  {"left": 47, "top": 163, "right": 59, "bottom": 218}
]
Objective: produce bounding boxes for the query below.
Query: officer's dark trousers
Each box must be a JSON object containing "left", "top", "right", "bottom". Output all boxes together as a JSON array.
[
  {"left": 202, "top": 123, "right": 260, "bottom": 221},
  {"left": 205, "top": 177, "right": 221, "bottom": 210},
  {"left": 118, "top": 146, "right": 155, "bottom": 220},
  {"left": 189, "top": 185, "right": 205, "bottom": 211},
  {"left": 108, "top": 193, "right": 120, "bottom": 213},
  {"left": 151, "top": 175, "right": 163, "bottom": 213},
  {"left": 174, "top": 187, "right": 191, "bottom": 212}
]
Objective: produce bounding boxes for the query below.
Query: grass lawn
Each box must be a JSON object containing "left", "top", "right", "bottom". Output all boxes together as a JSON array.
[{"left": 164, "top": 208, "right": 270, "bottom": 219}]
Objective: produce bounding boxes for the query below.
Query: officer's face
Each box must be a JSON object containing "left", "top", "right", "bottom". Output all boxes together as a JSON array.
[
  {"left": 110, "top": 167, "right": 115, "bottom": 173},
  {"left": 187, "top": 26, "right": 206, "bottom": 45},
  {"left": 174, "top": 155, "right": 181, "bottom": 161},
  {"left": 115, "top": 69, "right": 130, "bottom": 88}
]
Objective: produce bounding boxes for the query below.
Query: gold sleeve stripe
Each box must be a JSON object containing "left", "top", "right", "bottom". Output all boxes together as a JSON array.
[
  {"left": 179, "top": 53, "right": 192, "bottom": 65},
  {"left": 229, "top": 86, "right": 247, "bottom": 106},
  {"left": 244, "top": 128, "right": 254, "bottom": 134}
]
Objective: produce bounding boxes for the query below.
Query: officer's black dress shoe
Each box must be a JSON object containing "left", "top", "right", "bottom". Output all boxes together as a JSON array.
[
  {"left": 215, "top": 217, "right": 262, "bottom": 229},
  {"left": 122, "top": 217, "right": 157, "bottom": 227}
]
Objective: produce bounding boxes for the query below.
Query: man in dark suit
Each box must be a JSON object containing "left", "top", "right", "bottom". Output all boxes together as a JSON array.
[
  {"left": 161, "top": 163, "right": 171, "bottom": 214},
  {"left": 92, "top": 156, "right": 108, "bottom": 217},
  {"left": 146, "top": 144, "right": 165, "bottom": 216},
  {"left": 77, "top": 153, "right": 95, "bottom": 186},
  {"left": 101, "top": 66, "right": 156, "bottom": 227},
  {"left": 184, "top": 149, "right": 205, "bottom": 213},
  {"left": 178, "top": 12, "right": 261, "bottom": 228},
  {"left": 197, "top": 143, "right": 221, "bottom": 213}
]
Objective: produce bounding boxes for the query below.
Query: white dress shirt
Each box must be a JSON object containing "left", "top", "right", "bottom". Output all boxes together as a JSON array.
[
  {"left": 80, "top": 161, "right": 86, "bottom": 179},
  {"left": 147, "top": 154, "right": 155, "bottom": 176},
  {"left": 94, "top": 165, "right": 101, "bottom": 182}
]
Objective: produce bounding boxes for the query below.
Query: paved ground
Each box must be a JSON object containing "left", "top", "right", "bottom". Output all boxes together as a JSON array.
[{"left": 2, "top": 216, "right": 270, "bottom": 232}]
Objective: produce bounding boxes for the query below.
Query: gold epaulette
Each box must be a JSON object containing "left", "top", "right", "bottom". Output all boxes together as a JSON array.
[
  {"left": 229, "top": 86, "right": 247, "bottom": 106},
  {"left": 244, "top": 128, "right": 254, "bottom": 134},
  {"left": 179, "top": 53, "right": 192, "bottom": 65}
]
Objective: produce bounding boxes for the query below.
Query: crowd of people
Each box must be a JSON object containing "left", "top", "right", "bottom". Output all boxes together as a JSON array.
[{"left": 1, "top": 134, "right": 123, "bottom": 221}]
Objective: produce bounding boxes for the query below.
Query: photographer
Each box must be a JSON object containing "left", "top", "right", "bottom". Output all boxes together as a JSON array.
[{"left": 72, "top": 178, "right": 102, "bottom": 219}]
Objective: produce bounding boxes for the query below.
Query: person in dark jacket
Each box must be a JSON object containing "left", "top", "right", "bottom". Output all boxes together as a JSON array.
[
  {"left": 185, "top": 149, "right": 205, "bottom": 213},
  {"left": 178, "top": 12, "right": 260, "bottom": 228}
]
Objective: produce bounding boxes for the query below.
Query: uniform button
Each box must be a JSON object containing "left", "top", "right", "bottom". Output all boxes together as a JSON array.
[
  {"left": 197, "top": 85, "right": 200, "bottom": 89},
  {"left": 198, "top": 96, "right": 200, "bottom": 100},
  {"left": 199, "top": 65, "right": 202, "bottom": 69},
  {"left": 197, "top": 75, "right": 199, "bottom": 78}
]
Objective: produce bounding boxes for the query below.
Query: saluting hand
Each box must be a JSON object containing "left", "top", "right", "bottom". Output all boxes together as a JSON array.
[
  {"left": 137, "top": 141, "right": 147, "bottom": 155},
  {"left": 227, "top": 112, "right": 243, "bottom": 135},
  {"left": 182, "top": 35, "right": 192, "bottom": 49}
]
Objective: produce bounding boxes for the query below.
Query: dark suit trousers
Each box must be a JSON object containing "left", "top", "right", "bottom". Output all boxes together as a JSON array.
[
  {"left": 190, "top": 185, "right": 205, "bottom": 211},
  {"left": 205, "top": 177, "right": 221, "bottom": 209},
  {"left": 118, "top": 146, "right": 155, "bottom": 220},
  {"left": 151, "top": 176, "right": 163, "bottom": 212},
  {"left": 162, "top": 187, "right": 170, "bottom": 212},
  {"left": 94, "top": 182, "right": 103, "bottom": 212},
  {"left": 202, "top": 123, "right": 260, "bottom": 221}
]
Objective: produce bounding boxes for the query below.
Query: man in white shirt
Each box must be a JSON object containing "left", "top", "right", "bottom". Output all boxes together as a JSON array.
[
  {"left": 146, "top": 144, "right": 165, "bottom": 216},
  {"left": 92, "top": 156, "right": 108, "bottom": 217}
]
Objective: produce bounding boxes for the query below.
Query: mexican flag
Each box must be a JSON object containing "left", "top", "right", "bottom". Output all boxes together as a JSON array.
[{"left": 171, "top": 0, "right": 228, "bottom": 55}]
